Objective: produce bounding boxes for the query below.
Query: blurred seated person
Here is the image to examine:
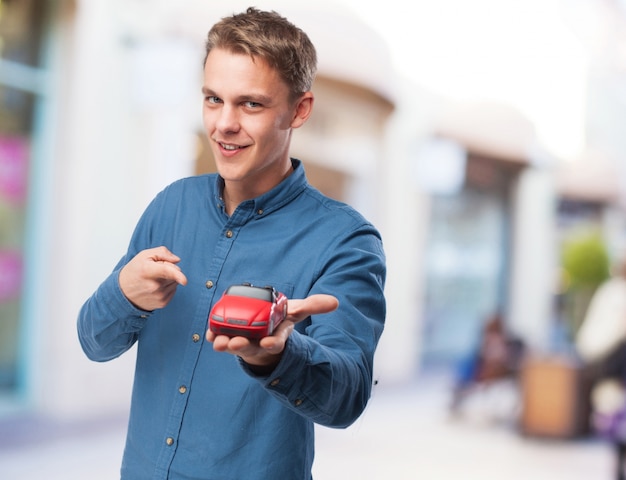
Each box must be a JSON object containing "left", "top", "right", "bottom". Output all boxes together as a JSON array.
[
  {"left": 576, "top": 253, "right": 626, "bottom": 384},
  {"left": 576, "top": 254, "right": 626, "bottom": 480},
  {"left": 450, "top": 312, "right": 525, "bottom": 413}
]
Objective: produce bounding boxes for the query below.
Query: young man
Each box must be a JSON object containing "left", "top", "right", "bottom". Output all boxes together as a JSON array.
[{"left": 78, "top": 7, "right": 386, "bottom": 479}]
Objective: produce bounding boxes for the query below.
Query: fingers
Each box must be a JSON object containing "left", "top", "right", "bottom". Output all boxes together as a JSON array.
[
  {"left": 208, "top": 332, "right": 279, "bottom": 353},
  {"left": 209, "top": 332, "right": 283, "bottom": 371},
  {"left": 210, "top": 333, "right": 267, "bottom": 358},
  {"left": 157, "top": 262, "right": 188, "bottom": 286},
  {"left": 119, "top": 246, "right": 187, "bottom": 311},
  {"left": 259, "top": 321, "right": 294, "bottom": 352},
  {"left": 146, "top": 247, "right": 188, "bottom": 286}
]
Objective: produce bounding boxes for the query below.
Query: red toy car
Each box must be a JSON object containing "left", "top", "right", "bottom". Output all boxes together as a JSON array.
[{"left": 208, "top": 284, "right": 288, "bottom": 339}]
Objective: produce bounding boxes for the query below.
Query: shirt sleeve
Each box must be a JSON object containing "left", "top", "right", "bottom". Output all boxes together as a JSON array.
[
  {"left": 241, "top": 222, "right": 386, "bottom": 429},
  {"left": 76, "top": 186, "right": 169, "bottom": 362},
  {"left": 77, "top": 267, "right": 152, "bottom": 362}
]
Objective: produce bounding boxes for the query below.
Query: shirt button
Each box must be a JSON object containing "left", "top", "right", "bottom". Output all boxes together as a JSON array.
[
  {"left": 179, "top": 385, "right": 187, "bottom": 394},
  {"left": 225, "top": 230, "right": 233, "bottom": 238},
  {"left": 294, "top": 399, "right": 303, "bottom": 407},
  {"left": 166, "top": 437, "right": 174, "bottom": 446},
  {"left": 192, "top": 333, "right": 201, "bottom": 343},
  {"left": 205, "top": 280, "right": 214, "bottom": 289},
  {"left": 270, "top": 378, "right": 280, "bottom": 387}
]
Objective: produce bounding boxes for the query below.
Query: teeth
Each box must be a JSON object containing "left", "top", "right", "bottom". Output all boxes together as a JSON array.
[{"left": 220, "top": 143, "right": 240, "bottom": 151}]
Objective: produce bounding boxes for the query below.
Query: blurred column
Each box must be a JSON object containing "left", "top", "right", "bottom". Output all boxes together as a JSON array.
[
  {"left": 374, "top": 83, "right": 440, "bottom": 385},
  {"left": 508, "top": 164, "right": 557, "bottom": 351}
]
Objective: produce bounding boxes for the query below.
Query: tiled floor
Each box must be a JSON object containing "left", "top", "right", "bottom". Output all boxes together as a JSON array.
[
  {"left": 0, "top": 375, "right": 616, "bottom": 480},
  {"left": 314, "top": 378, "right": 614, "bottom": 480}
]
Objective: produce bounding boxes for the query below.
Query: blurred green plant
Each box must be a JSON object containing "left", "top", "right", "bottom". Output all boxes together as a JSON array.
[
  {"left": 560, "top": 231, "right": 610, "bottom": 337},
  {"left": 562, "top": 232, "right": 610, "bottom": 288}
]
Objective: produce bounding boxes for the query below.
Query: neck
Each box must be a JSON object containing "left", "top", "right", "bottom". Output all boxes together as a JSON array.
[{"left": 222, "top": 162, "right": 294, "bottom": 216}]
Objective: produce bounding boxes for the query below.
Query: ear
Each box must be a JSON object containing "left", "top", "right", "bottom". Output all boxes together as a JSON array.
[{"left": 290, "top": 92, "right": 314, "bottom": 129}]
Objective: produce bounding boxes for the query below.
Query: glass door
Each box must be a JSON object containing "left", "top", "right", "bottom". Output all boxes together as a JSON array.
[{"left": 421, "top": 186, "right": 510, "bottom": 366}]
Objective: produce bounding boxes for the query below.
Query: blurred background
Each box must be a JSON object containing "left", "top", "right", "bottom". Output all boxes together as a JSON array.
[{"left": 2, "top": 0, "right": 626, "bottom": 478}]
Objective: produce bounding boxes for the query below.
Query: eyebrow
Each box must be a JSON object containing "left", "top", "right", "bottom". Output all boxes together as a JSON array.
[
  {"left": 201, "top": 87, "right": 215, "bottom": 97},
  {"left": 201, "top": 87, "right": 273, "bottom": 106}
]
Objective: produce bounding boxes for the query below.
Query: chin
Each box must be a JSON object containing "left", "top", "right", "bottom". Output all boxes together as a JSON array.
[{"left": 214, "top": 163, "right": 248, "bottom": 182}]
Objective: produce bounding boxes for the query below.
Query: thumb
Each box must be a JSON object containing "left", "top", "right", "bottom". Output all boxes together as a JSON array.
[
  {"left": 287, "top": 294, "right": 339, "bottom": 323},
  {"left": 149, "top": 246, "right": 181, "bottom": 264}
]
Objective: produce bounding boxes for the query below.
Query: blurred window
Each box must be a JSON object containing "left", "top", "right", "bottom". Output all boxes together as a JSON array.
[
  {"left": 0, "top": 0, "right": 47, "bottom": 392},
  {"left": 421, "top": 153, "right": 517, "bottom": 367}
]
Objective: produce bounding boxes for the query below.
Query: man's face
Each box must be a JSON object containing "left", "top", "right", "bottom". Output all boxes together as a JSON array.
[{"left": 202, "top": 48, "right": 310, "bottom": 199}]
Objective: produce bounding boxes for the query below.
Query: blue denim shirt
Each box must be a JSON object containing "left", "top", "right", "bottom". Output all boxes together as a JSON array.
[{"left": 77, "top": 160, "right": 386, "bottom": 479}]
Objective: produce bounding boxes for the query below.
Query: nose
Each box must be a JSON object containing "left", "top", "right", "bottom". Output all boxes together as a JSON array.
[{"left": 215, "top": 104, "right": 240, "bottom": 134}]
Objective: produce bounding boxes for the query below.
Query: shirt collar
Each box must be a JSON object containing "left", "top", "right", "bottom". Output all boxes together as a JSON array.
[{"left": 214, "top": 158, "right": 308, "bottom": 216}]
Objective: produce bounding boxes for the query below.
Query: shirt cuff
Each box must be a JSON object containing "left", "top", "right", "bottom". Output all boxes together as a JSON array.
[
  {"left": 103, "top": 269, "right": 153, "bottom": 327},
  {"left": 239, "top": 332, "right": 309, "bottom": 386}
]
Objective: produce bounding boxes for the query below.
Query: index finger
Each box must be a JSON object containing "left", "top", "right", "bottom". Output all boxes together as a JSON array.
[
  {"left": 146, "top": 246, "right": 182, "bottom": 264},
  {"left": 154, "top": 261, "right": 188, "bottom": 286}
]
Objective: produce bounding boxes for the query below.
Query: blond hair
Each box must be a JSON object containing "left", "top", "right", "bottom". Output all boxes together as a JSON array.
[{"left": 204, "top": 7, "right": 317, "bottom": 101}]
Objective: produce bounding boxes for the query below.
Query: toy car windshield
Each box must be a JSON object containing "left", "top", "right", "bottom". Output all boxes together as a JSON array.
[{"left": 225, "top": 284, "right": 274, "bottom": 301}]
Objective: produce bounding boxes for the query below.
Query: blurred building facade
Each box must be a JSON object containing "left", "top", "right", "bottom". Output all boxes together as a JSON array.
[{"left": 1, "top": 0, "right": 625, "bottom": 422}]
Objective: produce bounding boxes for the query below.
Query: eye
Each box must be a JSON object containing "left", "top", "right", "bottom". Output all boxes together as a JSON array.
[
  {"left": 205, "top": 95, "right": 222, "bottom": 105},
  {"left": 243, "top": 100, "right": 262, "bottom": 109}
]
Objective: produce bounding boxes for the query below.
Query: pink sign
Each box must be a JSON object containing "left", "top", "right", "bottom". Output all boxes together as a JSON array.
[
  {"left": 0, "top": 136, "right": 29, "bottom": 205},
  {"left": 0, "top": 249, "right": 22, "bottom": 302}
]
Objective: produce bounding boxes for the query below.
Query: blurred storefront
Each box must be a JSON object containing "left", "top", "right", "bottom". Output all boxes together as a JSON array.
[
  {"left": 3, "top": 0, "right": 623, "bottom": 424},
  {"left": 0, "top": 0, "right": 51, "bottom": 399},
  {"left": 416, "top": 101, "right": 554, "bottom": 367},
  {"left": 420, "top": 152, "right": 520, "bottom": 364}
]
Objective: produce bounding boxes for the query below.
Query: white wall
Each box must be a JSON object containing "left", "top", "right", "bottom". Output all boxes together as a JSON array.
[{"left": 29, "top": 0, "right": 200, "bottom": 418}]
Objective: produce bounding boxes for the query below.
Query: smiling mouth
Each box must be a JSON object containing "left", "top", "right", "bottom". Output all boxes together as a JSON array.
[{"left": 218, "top": 141, "right": 246, "bottom": 151}]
